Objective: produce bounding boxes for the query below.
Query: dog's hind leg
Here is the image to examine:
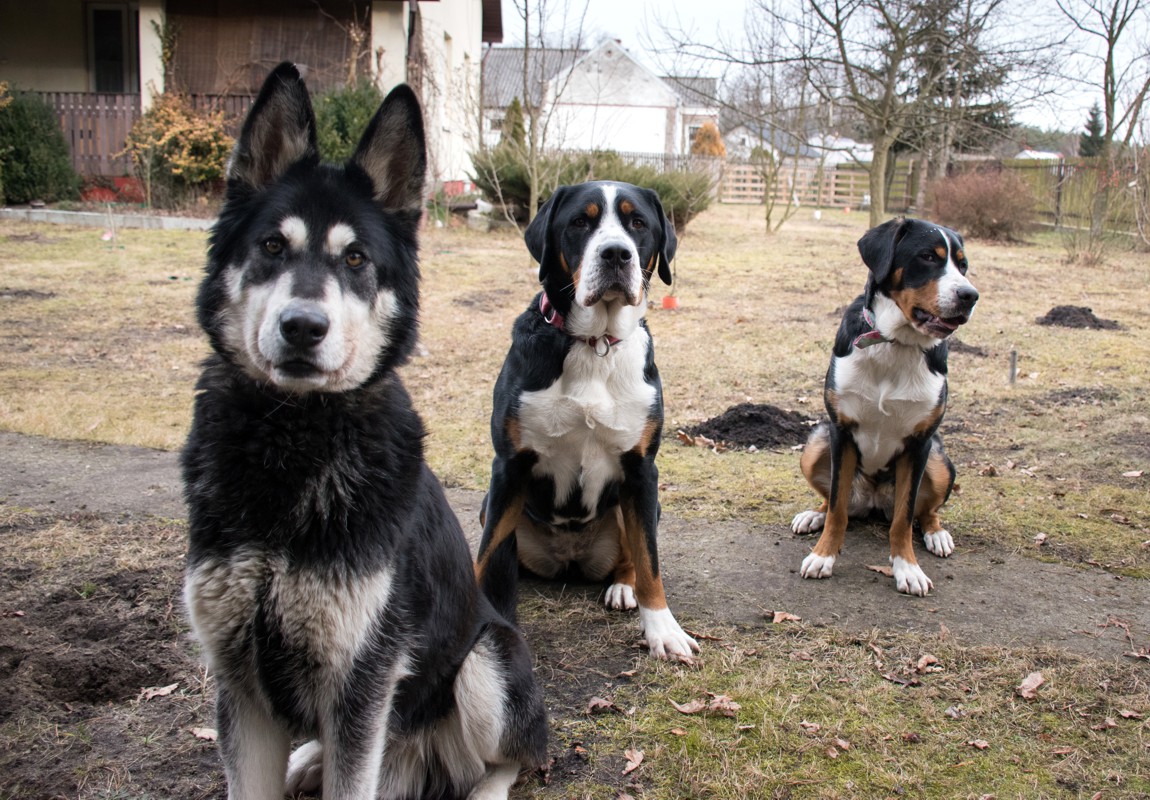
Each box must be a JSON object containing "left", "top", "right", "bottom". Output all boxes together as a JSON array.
[
  {"left": 216, "top": 686, "right": 290, "bottom": 800},
  {"left": 604, "top": 507, "right": 638, "bottom": 610},
  {"left": 916, "top": 440, "right": 956, "bottom": 558},
  {"left": 475, "top": 461, "right": 528, "bottom": 622}
]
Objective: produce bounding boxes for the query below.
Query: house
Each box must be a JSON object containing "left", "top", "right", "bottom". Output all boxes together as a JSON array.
[
  {"left": 481, "top": 39, "right": 719, "bottom": 157},
  {"left": 0, "top": 0, "right": 501, "bottom": 186},
  {"left": 724, "top": 122, "right": 874, "bottom": 166}
]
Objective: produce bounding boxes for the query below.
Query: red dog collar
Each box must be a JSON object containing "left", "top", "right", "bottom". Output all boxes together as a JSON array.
[{"left": 540, "top": 292, "right": 621, "bottom": 356}]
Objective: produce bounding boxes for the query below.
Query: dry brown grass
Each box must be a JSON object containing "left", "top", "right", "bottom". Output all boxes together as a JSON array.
[{"left": 1, "top": 204, "right": 1148, "bottom": 572}]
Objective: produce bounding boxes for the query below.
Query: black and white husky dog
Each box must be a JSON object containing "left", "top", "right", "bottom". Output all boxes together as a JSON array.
[{"left": 182, "top": 63, "right": 546, "bottom": 800}]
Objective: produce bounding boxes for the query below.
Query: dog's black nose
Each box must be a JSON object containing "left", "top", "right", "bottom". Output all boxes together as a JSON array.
[
  {"left": 956, "top": 285, "right": 979, "bottom": 313},
  {"left": 600, "top": 244, "right": 632, "bottom": 268},
  {"left": 280, "top": 306, "right": 330, "bottom": 347}
]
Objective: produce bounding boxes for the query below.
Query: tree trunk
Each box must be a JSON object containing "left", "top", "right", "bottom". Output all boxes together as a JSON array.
[{"left": 868, "top": 137, "right": 890, "bottom": 227}]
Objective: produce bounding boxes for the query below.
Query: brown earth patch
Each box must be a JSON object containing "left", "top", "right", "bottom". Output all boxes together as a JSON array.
[
  {"left": 680, "top": 402, "right": 817, "bottom": 450},
  {"left": 1035, "top": 305, "right": 1122, "bottom": 330}
]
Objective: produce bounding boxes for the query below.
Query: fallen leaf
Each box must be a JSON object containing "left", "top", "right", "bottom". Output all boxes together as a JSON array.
[
  {"left": 881, "top": 672, "right": 920, "bottom": 687},
  {"left": 574, "top": 744, "right": 589, "bottom": 758},
  {"left": 833, "top": 737, "right": 851, "bottom": 750},
  {"left": 140, "top": 683, "right": 179, "bottom": 701},
  {"left": 903, "top": 732, "right": 922, "bottom": 743},
  {"left": 1124, "top": 649, "right": 1150, "bottom": 661},
  {"left": 771, "top": 610, "right": 802, "bottom": 624},
  {"left": 1122, "top": 470, "right": 1144, "bottom": 477},
  {"left": 1118, "top": 709, "right": 1143, "bottom": 720},
  {"left": 1033, "top": 532, "right": 1048, "bottom": 545},
  {"left": 799, "top": 720, "right": 822, "bottom": 735},
  {"left": 586, "top": 696, "right": 620, "bottom": 715},
  {"left": 865, "top": 564, "right": 894, "bottom": 577},
  {"left": 967, "top": 739, "right": 990, "bottom": 750},
  {"left": 945, "top": 705, "right": 966, "bottom": 719},
  {"left": 1051, "top": 746, "right": 1075, "bottom": 756},
  {"left": 669, "top": 727, "right": 688, "bottom": 736},
  {"left": 1091, "top": 718, "right": 1118, "bottom": 731},
  {"left": 191, "top": 727, "right": 217, "bottom": 741},
  {"left": 915, "top": 654, "right": 940, "bottom": 673},
  {"left": 1017, "top": 671, "right": 1045, "bottom": 699},
  {"left": 979, "top": 464, "right": 999, "bottom": 477},
  {"left": 825, "top": 746, "right": 840, "bottom": 758},
  {"left": 617, "top": 669, "right": 637, "bottom": 678},
  {"left": 622, "top": 748, "right": 643, "bottom": 776},
  {"left": 670, "top": 698, "right": 707, "bottom": 715},
  {"left": 704, "top": 693, "right": 742, "bottom": 717},
  {"left": 791, "top": 650, "right": 814, "bottom": 661}
]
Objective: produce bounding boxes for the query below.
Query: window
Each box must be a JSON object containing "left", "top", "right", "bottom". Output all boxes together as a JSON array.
[{"left": 88, "top": 3, "right": 139, "bottom": 93}]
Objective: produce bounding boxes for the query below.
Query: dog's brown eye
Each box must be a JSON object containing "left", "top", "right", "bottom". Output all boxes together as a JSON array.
[
  {"left": 572, "top": 217, "right": 588, "bottom": 229},
  {"left": 345, "top": 251, "right": 366, "bottom": 269},
  {"left": 631, "top": 218, "right": 646, "bottom": 230},
  {"left": 263, "top": 238, "right": 284, "bottom": 256}
]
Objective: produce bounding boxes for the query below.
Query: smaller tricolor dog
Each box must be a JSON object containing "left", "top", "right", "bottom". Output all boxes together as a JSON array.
[
  {"left": 475, "top": 181, "right": 699, "bottom": 662},
  {"left": 792, "top": 217, "right": 979, "bottom": 595}
]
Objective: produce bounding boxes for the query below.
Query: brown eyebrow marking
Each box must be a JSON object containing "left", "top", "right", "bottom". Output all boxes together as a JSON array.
[
  {"left": 955, "top": 248, "right": 965, "bottom": 262},
  {"left": 620, "top": 199, "right": 635, "bottom": 215},
  {"left": 934, "top": 245, "right": 947, "bottom": 260},
  {"left": 585, "top": 202, "right": 600, "bottom": 218}
]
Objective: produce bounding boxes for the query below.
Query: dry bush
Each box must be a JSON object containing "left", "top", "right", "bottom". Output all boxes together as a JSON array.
[{"left": 928, "top": 169, "right": 1035, "bottom": 241}]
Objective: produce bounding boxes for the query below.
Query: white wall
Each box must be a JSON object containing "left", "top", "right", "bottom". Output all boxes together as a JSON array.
[{"left": 549, "top": 104, "right": 669, "bottom": 154}]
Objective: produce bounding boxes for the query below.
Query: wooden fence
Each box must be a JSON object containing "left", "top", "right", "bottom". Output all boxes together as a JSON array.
[
  {"left": 720, "top": 160, "right": 913, "bottom": 212},
  {"left": 39, "top": 92, "right": 254, "bottom": 177}
]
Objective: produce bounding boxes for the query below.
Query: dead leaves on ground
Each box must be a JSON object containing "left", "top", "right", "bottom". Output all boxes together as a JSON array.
[
  {"left": 1017, "top": 671, "right": 1045, "bottom": 699},
  {"left": 675, "top": 430, "right": 728, "bottom": 452},
  {"left": 670, "top": 692, "right": 742, "bottom": 718}
]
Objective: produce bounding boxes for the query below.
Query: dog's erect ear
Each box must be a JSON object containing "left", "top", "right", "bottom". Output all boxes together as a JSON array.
[
  {"left": 526, "top": 187, "right": 569, "bottom": 282},
  {"left": 642, "top": 187, "right": 677, "bottom": 285},
  {"left": 228, "top": 62, "right": 318, "bottom": 190},
  {"left": 857, "top": 217, "right": 909, "bottom": 285},
  {"left": 350, "top": 84, "right": 427, "bottom": 211}
]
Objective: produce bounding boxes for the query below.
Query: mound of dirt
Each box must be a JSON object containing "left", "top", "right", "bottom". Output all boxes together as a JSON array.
[
  {"left": 1035, "top": 305, "right": 1121, "bottom": 330},
  {"left": 680, "top": 403, "right": 816, "bottom": 450}
]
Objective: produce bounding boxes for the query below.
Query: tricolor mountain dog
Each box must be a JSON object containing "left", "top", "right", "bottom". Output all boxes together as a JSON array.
[
  {"left": 182, "top": 63, "right": 545, "bottom": 800},
  {"left": 474, "top": 181, "right": 700, "bottom": 662},
  {"left": 791, "top": 217, "right": 979, "bottom": 596}
]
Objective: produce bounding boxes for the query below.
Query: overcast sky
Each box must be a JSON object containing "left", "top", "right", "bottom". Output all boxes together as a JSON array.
[{"left": 496, "top": 0, "right": 1141, "bottom": 135}]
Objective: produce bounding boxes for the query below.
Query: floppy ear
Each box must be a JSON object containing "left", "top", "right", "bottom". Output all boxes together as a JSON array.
[
  {"left": 525, "top": 187, "right": 569, "bottom": 283},
  {"left": 857, "top": 217, "right": 908, "bottom": 286},
  {"left": 642, "top": 188, "right": 677, "bottom": 285},
  {"left": 350, "top": 84, "right": 427, "bottom": 211},
  {"left": 228, "top": 62, "right": 318, "bottom": 191}
]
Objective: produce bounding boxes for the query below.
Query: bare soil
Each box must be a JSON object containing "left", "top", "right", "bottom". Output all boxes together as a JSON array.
[
  {"left": 1035, "top": 304, "right": 1122, "bottom": 329},
  {"left": 2, "top": 430, "right": 1148, "bottom": 798},
  {"left": 680, "top": 402, "right": 816, "bottom": 450}
]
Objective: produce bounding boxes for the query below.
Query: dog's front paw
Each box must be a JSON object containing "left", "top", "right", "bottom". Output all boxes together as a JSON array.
[
  {"left": 285, "top": 739, "right": 323, "bottom": 795},
  {"left": 923, "top": 529, "right": 954, "bottom": 557},
  {"left": 605, "top": 582, "right": 638, "bottom": 610},
  {"left": 800, "top": 551, "right": 836, "bottom": 579},
  {"left": 791, "top": 509, "right": 826, "bottom": 535},
  {"left": 639, "top": 607, "right": 700, "bottom": 662},
  {"left": 891, "top": 556, "right": 933, "bottom": 596}
]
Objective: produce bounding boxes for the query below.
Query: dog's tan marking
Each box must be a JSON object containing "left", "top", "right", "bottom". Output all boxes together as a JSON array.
[
  {"left": 891, "top": 280, "right": 942, "bottom": 322},
  {"left": 631, "top": 418, "right": 659, "bottom": 458},
  {"left": 474, "top": 492, "right": 526, "bottom": 582},
  {"left": 913, "top": 402, "right": 945, "bottom": 435},
  {"left": 935, "top": 244, "right": 948, "bottom": 260},
  {"left": 888, "top": 452, "right": 918, "bottom": 564},
  {"left": 621, "top": 502, "right": 667, "bottom": 610},
  {"left": 619, "top": 199, "right": 635, "bottom": 215},
  {"left": 809, "top": 442, "right": 858, "bottom": 559},
  {"left": 916, "top": 451, "right": 952, "bottom": 533},
  {"left": 585, "top": 202, "right": 600, "bottom": 218},
  {"left": 505, "top": 417, "right": 523, "bottom": 452},
  {"left": 955, "top": 248, "right": 965, "bottom": 263}
]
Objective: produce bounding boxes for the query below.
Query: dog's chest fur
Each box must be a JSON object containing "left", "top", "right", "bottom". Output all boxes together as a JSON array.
[
  {"left": 518, "top": 333, "right": 655, "bottom": 519},
  {"left": 832, "top": 343, "right": 946, "bottom": 475}
]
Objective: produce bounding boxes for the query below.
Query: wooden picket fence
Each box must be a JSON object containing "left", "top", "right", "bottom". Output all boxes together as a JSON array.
[
  {"left": 38, "top": 92, "right": 255, "bottom": 177},
  {"left": 720, "top": 160, "right": 912, "bottom": 211}
]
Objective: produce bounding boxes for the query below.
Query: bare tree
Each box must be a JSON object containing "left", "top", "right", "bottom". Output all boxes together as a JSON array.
[
  {"left": 1055, "top": 0, "right": 1150, "bottom": 239},
  {"left": 662, "top": 0, "right": 1052, "bottom": 226}
]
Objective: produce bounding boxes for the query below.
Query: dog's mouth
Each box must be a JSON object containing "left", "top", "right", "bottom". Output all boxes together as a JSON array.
[
  {"left": 913, "top": 308, "right": 969, "bottom": 338},
  {"left": 275, "top": 358, "right": 324, "bottom": 378}
]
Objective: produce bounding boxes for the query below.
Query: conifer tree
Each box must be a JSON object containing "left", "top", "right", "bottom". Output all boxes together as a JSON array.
[{"left": 1078, "top": 102, "right": 1106, "bottom": 157}]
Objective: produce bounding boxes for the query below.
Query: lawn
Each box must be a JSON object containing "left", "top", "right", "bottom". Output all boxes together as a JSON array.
[{"left": 0, "top": 205, "right": 1147, "bottom": 798}]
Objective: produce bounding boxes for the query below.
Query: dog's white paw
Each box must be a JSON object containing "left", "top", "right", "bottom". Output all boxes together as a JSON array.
[
  {"left": 791, "top": 509, "right": 826, "bottom": 535},
  {"left": 639, "top": 607, "right": 699, "bottom": 662},
  {"left": 800, "top": 551, "right": 835, "bottom": 579},
  {"left": 605, "top": 582, "right": 638, "bottom": 610},
  {"left": 924, "top": 529, "right": 954, "bottom": 558},
  {"left": 891, "top": 556, "right": 933, "bottom": 596},
  {"left": 285, "top": 739, "right": 323, "bottom": 795}
]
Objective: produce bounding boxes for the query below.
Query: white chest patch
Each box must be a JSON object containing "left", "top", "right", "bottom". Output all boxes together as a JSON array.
[
  {"left": 833, "top": 344, "right": 945, "bottom": 474},
  {"left": 517, "top": 331, "right": 656, "bottom": 521}
]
